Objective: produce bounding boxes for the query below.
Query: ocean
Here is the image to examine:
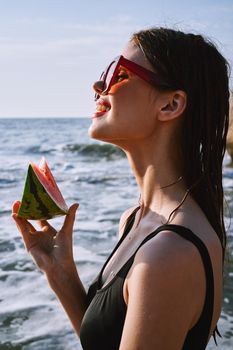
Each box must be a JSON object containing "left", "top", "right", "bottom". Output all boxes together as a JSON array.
[{"left": 0, "top": 117, "right": 232, "bottom": 349}]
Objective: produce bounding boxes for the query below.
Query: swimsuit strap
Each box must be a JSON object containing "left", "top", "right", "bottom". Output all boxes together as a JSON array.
[{"left": 96, "top": 206, "right": 140, "bottom": 289}]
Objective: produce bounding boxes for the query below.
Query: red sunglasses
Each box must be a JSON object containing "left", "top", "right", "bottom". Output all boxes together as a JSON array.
[{"left": 94, "top": 55, "right": 174, "bottom": 101}]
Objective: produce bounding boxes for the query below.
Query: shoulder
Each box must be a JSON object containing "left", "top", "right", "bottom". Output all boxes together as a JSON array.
[
  {"left": 135, "top": 228, "right": 200, "bottom": 266},
  {"left": 127, "top": 228, "right": 206, "bottom": 324},
  {"left": 121, "top": 229, "right": 205, "bottom": 349},
  {"left": 131, "top": 228, "right": 202, "bottom": 282},
  {"left": 118, "top": 206, "right": 139, "bottom": 239}
]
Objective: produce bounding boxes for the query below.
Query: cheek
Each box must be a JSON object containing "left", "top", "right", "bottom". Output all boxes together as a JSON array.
[{"left": 112, "top": 87, "right": 157, "bottom": 138}]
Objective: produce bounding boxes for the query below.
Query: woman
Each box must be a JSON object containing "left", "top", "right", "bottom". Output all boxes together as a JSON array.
[{"left": 12, "top": 27, "right": 229, "bottom": 349}]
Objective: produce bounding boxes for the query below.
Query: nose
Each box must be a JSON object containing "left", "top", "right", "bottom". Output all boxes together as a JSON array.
[{"left": 93, "top": 80, "right": 105, "bottom": 95}]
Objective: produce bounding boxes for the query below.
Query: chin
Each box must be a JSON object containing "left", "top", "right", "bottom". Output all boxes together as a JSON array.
[
  {"left": 87, "top": 113, "right": 144, "bottom": 148},
  {"left": 88, "top": 121, "right": 103, "bottom": 140},
  {"left": 88, "top": 124, "right": 121, "bottom": 151},
  {"left": 88, "top": 121, "right": 112, "bottom": 142}
]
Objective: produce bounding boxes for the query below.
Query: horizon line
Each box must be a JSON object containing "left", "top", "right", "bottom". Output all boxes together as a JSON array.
[{"left": 0, "top": 115, "right": 89, "bottom": 119}]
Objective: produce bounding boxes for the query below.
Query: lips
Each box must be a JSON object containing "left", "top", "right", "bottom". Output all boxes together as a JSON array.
[{"left": 93, "top": 98, "right": 111, "bottom": 118}]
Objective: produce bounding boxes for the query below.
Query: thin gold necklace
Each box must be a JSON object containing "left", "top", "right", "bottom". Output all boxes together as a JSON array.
[{"left": 138, "top": 175, "right": 183, "bottom": 205}]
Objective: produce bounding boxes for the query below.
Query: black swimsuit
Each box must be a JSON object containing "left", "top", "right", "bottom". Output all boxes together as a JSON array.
[{"left": 80, "top": 208, "right": 219, "bottom": 350}]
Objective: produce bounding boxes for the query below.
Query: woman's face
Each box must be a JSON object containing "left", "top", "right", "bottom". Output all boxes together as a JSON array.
[{"left": 88, "top": 41, "right": 163, "bottom": 147}]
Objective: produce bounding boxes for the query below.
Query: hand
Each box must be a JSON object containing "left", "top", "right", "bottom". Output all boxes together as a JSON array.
[{"left": 12, "top": 201, "right": 79, "bottom": 276}]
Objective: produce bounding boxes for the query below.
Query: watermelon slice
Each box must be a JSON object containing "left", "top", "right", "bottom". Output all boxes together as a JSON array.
[{"left": 18, "top": 157, "right": 68, "bottom": 220}]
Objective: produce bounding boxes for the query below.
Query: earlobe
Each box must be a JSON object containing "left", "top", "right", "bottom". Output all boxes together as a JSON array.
[{"left": 159, "top": 91, "right": 187, "bottom": 121}]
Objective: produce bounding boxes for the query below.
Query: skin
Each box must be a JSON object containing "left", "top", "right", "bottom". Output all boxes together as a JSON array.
[
  {"left": 12, "top": 201, "right": 87, "bottom": 336},
  {"left": 12, "top": 41, "right": 223, "bottom": 349}
]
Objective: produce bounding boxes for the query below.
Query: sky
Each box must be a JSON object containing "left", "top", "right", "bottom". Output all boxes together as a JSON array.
[{"left": 0, "top": 0, "right": 232, "bottom": 118}]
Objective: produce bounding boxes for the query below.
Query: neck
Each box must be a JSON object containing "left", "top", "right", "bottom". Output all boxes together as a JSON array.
[{"left": 124, "top": 136, "right": 186, "bottom": 217}]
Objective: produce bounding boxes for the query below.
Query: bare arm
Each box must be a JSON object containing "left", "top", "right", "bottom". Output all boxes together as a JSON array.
[
  {"left": 12, "top": 201, "right": 87, "bottom": 336},
  {"left": 46, "top": 260, "right": 87, "bottom": 336},
  {"left": 119, "top": 231, "right": 205, "bottom": 350}
]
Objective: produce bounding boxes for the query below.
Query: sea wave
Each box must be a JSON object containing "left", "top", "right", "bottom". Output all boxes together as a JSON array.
[
  {"left": 63, "top": 143, "right": 125, "bottom": 160},
  {"left": 25, "top": 145, "right": 56, "bottom": 155},
  {"left": 1, "top": 118, "right": 232, "bottom": 350},
  {"left": 0, "top": 178, "right": 17, "bottom": 188}
]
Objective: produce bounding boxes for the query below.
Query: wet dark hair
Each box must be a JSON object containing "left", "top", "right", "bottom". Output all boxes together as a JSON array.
[{"left": 132, "top": 27, "right": 230, "bottom": 259}]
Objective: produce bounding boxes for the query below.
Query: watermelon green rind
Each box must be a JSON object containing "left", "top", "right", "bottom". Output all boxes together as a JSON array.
[{"left": 18, "top": 164, "right": 68, "bottom": 220}]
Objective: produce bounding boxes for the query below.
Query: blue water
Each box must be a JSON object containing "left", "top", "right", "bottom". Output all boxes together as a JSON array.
[{"left": 0, "top": 118, "right": 232, "bottom": 349}]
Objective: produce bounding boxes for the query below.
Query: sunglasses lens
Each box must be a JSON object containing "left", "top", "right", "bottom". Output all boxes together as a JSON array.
[
  {"left": 104, "top": 60, "right": 118, "bottom": 91},
  {"left": 94, "top": 57, "right": 120, "bottom": 100},
  {"left": 94, "top": 72, "right": 104, "bottom": 100}
]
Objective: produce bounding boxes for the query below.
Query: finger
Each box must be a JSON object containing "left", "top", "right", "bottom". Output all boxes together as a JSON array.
[
  {"left": 12, "top": 213, "right": 36, "bottom": 235},
  {"left": 60, "top": 203, "right": 79, "bottom": 234},
  {"left": 12, "top": 214, "right": 39, "bottom": 251},
  {"left": 37, "top": 219, "right": 57, "bottom": 235},
  {"left": 12, "top": 200, "right": 21, "bottom": 214},
  {"left": 12, "top": 200, "right": 36, "bottom": 233}
]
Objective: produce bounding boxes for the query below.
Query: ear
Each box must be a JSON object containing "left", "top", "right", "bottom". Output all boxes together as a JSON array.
[{"left": 158, "top": 90, "right": 187, "bottom": 122}]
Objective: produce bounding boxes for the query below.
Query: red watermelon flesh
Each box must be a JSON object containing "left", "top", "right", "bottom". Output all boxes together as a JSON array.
[{"left": 31, "top": 157, "right": 68, "bottom": 212}]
